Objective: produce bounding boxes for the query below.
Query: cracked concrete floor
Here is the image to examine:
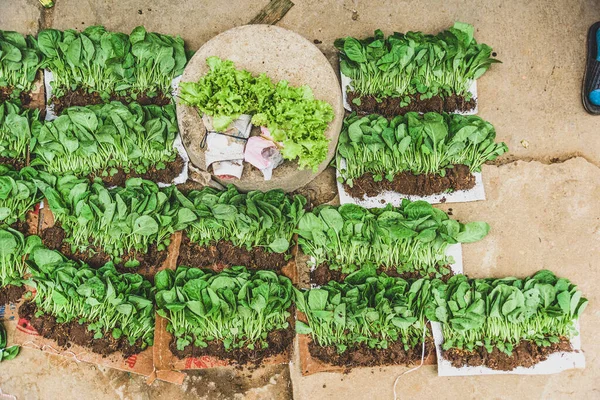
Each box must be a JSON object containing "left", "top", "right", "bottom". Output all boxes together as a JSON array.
[{"left": 1, "top": 0, "right": 600, "bottom": 399}]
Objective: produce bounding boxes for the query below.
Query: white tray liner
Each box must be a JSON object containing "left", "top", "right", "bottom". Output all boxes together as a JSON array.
[
  {"left": 432, "top": 320, "right": 585, "bottom": 376},
  {"left": 340, "top": 70, "right": 479, "bottom": 116},
  {"left": 43, "top": 70, "right": 189, "bottom": 187},
  {"left": 336, "top": 158, "right": 486, "bottom": 207},
  {"left": 308, "top": 243, "right": 463, "bottom": 289}
]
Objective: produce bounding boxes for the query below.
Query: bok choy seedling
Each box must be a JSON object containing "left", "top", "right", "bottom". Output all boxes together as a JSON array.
[
  {"left": 335, "top": 22, "right": 498, "bottom": 103},
  {"left": 26, "top": 249, "right": 155, "bottom": 348},
  {"left": 42, "top": 176, "right": 196, "bottom": 259},
  {"left": 337, "top": 112, "right": 508, "bottom": 184},
  {"left": 0, "top": 102, "right": 42, "bottom": 163},
  {"left": 297, "top": 201, "right": 489, "bottom": 277},
  {"left": 295, "top": 269, "right": 431, "bottom": 353},
  {"left": 426, "top": 270, "right": 588, "bottom": 356},
  {"left": 37, "top": 26, "right": 186, "bottom": 100},
  {"left": 155, "top": 266, "right": 294, "bottom": 351},
  {"left": 0, "top": 30, "right": 43, "bottom": 98},
  {"left": 30, "top": 102, "right": 179, "bottom": 178},
  {"left": 0, "top": 229, "right": 43, "bottom": 291},
  {"left": 0, "top": 165, "right": 54, "bottom": 226},
  {"left": 181, "top": 184, "right": 306, "bottom": 254}
]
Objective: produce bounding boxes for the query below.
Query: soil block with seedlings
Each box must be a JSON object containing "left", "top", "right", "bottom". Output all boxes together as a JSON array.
[
  {"left": 38, "top": 25, "right": 186, "bottom": 113},
  {"left": 38, "top": 177, "right": 194, "bottom": 279},
  {"left": 296, "top": 270, "right": 434, "bottom": 375},
  {"left": 336, "top": 113, "right": 507, "bottom": 200},
  {"left": 31, "top": 102, "right": 184, "bottom": 186},
  {"left": 154, "top": 264, "right": 296, "bottom": 370},
  {"left": 0, "top": 30, "right": 45, "bottom": 108},
  {"left": 336, "top": 23, "right": 498, "bottom": 115},
  {"left": 298, "top": 202, "right": 489, "bottom": 284},
  {"left": 19, "top": 250, "right": 155, "bottom": 359},
  {"left": 430, "top": 271, "right": 588, "bottom": 372},
  {"left": 176, "top": 184, "right": 305, "bottom": 282}
]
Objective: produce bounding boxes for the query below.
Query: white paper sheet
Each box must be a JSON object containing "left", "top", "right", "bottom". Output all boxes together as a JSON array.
[
  {"left": 432, "top": 320, "right": 585, "bottom": 376},
  {"left": 340, "top": 70, "right": 478, "bottom": 116},
  {"left": 336, "top": 158, "right": 486, "bottom": 207},
  {"left": 43, "top": 70, "right": 189, "bottom": 187},
  {"left": 308, "top": 243, "right": 463, "bottom": 288}
]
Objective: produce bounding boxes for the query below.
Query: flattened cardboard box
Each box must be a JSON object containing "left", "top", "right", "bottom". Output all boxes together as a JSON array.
[{"left": 153, "top": 232, "right": 298, "bottom": 380}]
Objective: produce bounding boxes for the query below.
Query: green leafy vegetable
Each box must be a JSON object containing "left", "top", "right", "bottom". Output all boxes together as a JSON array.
[
  {"left": 297, "top": 201, "right": 489, "bottom": 277},
  {"left": 295, "top": 272, "right": 431, "bottom": 353},
  {"left": 26, "top": 252, "right": 155, "bottom": 348},
  {"left": 0, "top": 164, "right": 54, "bottom": 226},
  {"left": 38, "top": 26, "right": 186, "bottom": 101},
  {"left": 155, "top": 266, "right": 294, "bottom": 352},
  {"left": 0, "top": 321, "right": 20, "bottom": 362},
  {"left": 0, "top": 30, "right": 43, "bottom": 98},
  {"left": 0, "top": 102, "right": 42, "bottom": 163},
  {"left": 337, "top": 112, "right": 508, "bottom": 183},
  {"left": 426, "top": 270, "right": 588, "bottom": 357},
  {"left": 41, "top": 176, "right": 193, "bottom": 257},
  {"left": 30, "top": 102, "right": 178, "bottom": 177},
  {"left": 0, "top": 228, "right": 42, "bottom": 290},
  {"left": 184, "top": 184, "right": 306, "bottom": 254},
  {"left": 335, "top": 23, "right": 499, "bottom": 103},
  {"left": 179, "top": 57, "right": 334, "bottom": 171}
]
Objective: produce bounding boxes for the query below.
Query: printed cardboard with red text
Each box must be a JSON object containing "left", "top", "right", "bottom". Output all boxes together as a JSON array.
[{"left": 153, "top": 232, "right": 297, "bottom": 376}]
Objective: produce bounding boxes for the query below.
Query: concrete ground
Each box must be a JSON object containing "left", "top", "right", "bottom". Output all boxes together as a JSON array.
[{"left": 1, "top": 0, "right": 599, "bottom": 399}]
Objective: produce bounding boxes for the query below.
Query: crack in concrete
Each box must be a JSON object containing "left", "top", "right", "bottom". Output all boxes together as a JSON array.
[
  {"left": 38, "top": 4, "right": 54, "bottom": 32},
  {"left": 490, "top": 152, "right": 600, "bottom": 169}
]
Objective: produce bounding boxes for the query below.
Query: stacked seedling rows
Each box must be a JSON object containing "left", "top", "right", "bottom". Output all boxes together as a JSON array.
[
  {"left": 0, "top": 22, "right": 588, "bottom": 378},
  {"left": 293, "top": 22, "right": 587, "bottom": 376},
  {"left": 0, "top": 25, "right": 188, "bottom": 360}
]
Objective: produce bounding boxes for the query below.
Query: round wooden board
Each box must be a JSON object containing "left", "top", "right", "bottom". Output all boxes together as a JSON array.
[{"left": 176, "top": 24, "right": 344, "bottom": 192}]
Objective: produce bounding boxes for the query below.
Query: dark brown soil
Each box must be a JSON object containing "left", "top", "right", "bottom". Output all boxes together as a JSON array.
[
  {"left": 50, "top": 88, "right": 172, "bottom": 115},
  {"left": 177, "top": 233, "right": 289, "bottom": 273},
  {"left": 10, "top": 219, "right": 31, "bottom": 235},
  {"left": 343, "top": 164, "right": 476, "bottom": 198},
  {"left": 18, "top": 301, "right": 144, "bottom": 358},
  {"left": 40, "top": 225, "right": 167, "bottom": 279},
  {"left": 310, "top": 263, "right": 453, "bottom": 286},
  {"left": 309, "top": 337, "right": 434, "bottom": 369},
  {"left": 442, "top": 338, "right": 574, "bottom": 371},
  {"left": 0, "top": 156, "right": 26, "bottom": 170},
  {"left": 89, "top": 154, "right": 184, "bottom": 187},
  {"left": 169, "top": 321, "right": 295, "bottom": 366},
  {"left": 347, "top": 91, "right": 476, "bottom": 116},
  {"left": 0, "top": 284, "right": 25, "bottom": 305},
  {"left": 0, "top": 86, "right": 32, "bottom": 106}
]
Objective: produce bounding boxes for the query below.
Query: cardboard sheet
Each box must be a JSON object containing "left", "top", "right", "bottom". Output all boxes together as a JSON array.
[
  {"left": 24, "top": 70, "right": 46, "bottom": 113},
  {"left": 43, "top": 70, "right": 190, "bottom": 187},
  {"left": 153, "top": 232, "right": 298, "bottom": 377},
  {"left": 340, "top": 71, "right": 479, "bottom": 116},
  {"left": 9, "top": 303, "right": 155, "bottom": 378},
  {"left": 336, "top": 158, "right": 486, "bottom": 207},
  {"left": 431, "top": 321, "right": 585, "bottom": 376}
]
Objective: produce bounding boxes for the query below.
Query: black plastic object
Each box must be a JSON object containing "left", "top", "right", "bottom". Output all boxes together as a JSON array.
[{"left": 582, "top": 21, "right": 600, "bottom": 114}]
